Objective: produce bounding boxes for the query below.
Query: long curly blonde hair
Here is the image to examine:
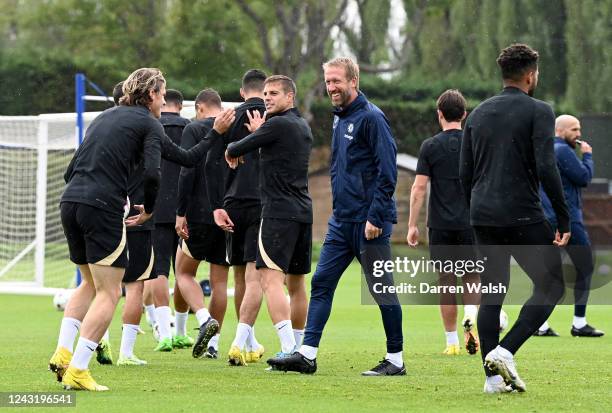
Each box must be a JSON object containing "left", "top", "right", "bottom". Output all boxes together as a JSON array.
[{"left": 119, "top": 68, "right": 165, "bottom": 107}]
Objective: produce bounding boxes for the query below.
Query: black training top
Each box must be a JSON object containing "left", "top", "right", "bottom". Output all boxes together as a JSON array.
[
  {"left": 156, "top": 112, "right": 190, "bottom": 224},
  {"left": 205, "top": 97, "right": 265, "bottom": 210},
  {"left": 226, "top": 107, "right": 313, "bottom": 223},
  {"left": 459, "top": 87, "right": 570, "bottom": 233},
  {"left": 416, "top": 129, "right": 470, "bottom": 230},
  {"left": 62, "top": 105, "right": 162, "bottom": 216},
  {"left": 176, "top": 118, "right": 216, "bottom": 224},
  {"left": 127, "top": 121, "right": 218, "bottom": 231}
]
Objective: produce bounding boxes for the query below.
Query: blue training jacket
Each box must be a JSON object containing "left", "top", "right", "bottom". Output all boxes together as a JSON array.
[
  {"left": 330, "top": 92, "right": 397, "bottom": 227},
  {"left": 540, "top": 137, "right": 593, "bottom": 225}
]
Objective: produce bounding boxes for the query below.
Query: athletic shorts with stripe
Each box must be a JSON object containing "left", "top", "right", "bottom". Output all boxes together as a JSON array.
[
  {"left": 123, "top": 231, "right": 156, "bottom": 283},
  {"left": 178, "top": 222, "right": 229, "bottom": 266},
  {"left": 256, "top": 218, "right": 312, "bottom": 274},
  {"left": 226, "top": 206, "right": 260, "bottom": 265},
  {"left": 152, "top": 223, "right": 178, "bottom": 277},
  {"left": 60, "top": 202, "right": 127, "bottom": 268}
]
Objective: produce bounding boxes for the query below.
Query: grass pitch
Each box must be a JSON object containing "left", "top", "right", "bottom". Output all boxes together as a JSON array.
[{"left": 1, "top": 262, "right": 611, "bottom": 412}]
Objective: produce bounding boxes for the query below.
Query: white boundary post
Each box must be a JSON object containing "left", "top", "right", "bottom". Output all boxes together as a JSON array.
[{"left": 34, "top": 116, "right": 48, "bottom": 288}]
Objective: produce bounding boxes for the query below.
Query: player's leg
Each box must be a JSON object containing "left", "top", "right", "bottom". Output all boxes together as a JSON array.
[
  {"left": 150, "top": 224, "right": 177, "bottom": 346},
  {"left": 229, "top": 262, "right": 264, "bottom": 365},
  {"left": 439, "top": 274, "right": 460, "bottom": 355},
  {"left": 175, "top": 223, "right": 220, "bottom": 358},
  {"left": 63, "top": 263, "right": 124, "bottom": 391},
  {"left": 567, "top": 222, "right": 603, "bottom": 336},
  {"left": 172, "top": 278, "right": 194, "bottom": 348},
  {"left": 142, "top": 280, "right": 156, "bottom": 329},
  {"left": 227, "top": 208, "right": 264, "bottom": 365},
  {"left": 49, "top": 264, "right": 94, "bottom": 382},
  {"left": 285, "top": 222, "right": 311, "bottom": 348},
  {"left": 233, "top": 265, "right": 246, "bottom": 317},
  {"left": 118, "top": 280, "right": 147, "bottom": 365},
  {"left": 461, "top": 273, "right": 480, "bottom": 355},
  {"left": 287, "top": 274, "right": 307, "bottom": 347},
  {"left": 204, "top": 263, "right": 229, "bottom": 358},
  {"left": 360, "top": 221, "right": 405, "bottom": 376},
  {"left": 260, "top": 267, "right": 296, "bottom": 353}
]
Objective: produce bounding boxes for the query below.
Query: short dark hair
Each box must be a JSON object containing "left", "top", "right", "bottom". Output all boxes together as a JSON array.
[
  {"left": 496, "top": 43, "right": 539, "bottom": 81},
  {"left": 164, "top": 89, "right": 184, "bottom": 106},
  {"left": 195, "top": 88, "right": 222, "bottom": 108},
  {"left": 242, "top": 69, "right": 267, "bottom": 92},
  {"left": 264, "top": 75, "right": 297, "bottom": 97},
  {"left": 437, "top": 89, "right": 466, "bottom": 122},
  {"left": 112, "top": 81, "right": 124, "bottom": 106}
]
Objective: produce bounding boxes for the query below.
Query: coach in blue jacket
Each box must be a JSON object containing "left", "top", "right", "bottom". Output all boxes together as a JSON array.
[
  {"left": 538, "top": 114, "right": 604, "bottom": 337},
  {"left": 267, "top": 57, "right": 404, "bottom": 376}
]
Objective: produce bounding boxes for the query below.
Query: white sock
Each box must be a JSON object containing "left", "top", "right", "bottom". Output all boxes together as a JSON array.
[
  {"left": 155, "top": 306, "right": 172, "bottom": 340},
  {"left": 145, "top": 304, "right": 156, "bottom": 325},
  {"left": 445, "top": 331, "right": 459, "bottom": 346},
  {"left": 464, "top": 305, "right": 478, "bottom": 319},
  {"left": 195, "top": 308, "right": 211, "bottom": 327},
  {"left": 275, "top": 320, "right": 296, "bottom": 353},
  {"left": 102, "top": 329, "right": 110, "bottom": 342},
  {"left": 293, "top": 329, "right": 305, "bottom": 347},
  {"left": 573, "top": 316, "right": 587, "bottom": 329},
  {"left": 247, "top": 326, "right": 261, "bottom": 351},
  {"left": 299, "top": 345, "right": 318, "bottom": 360},
  {"left": 496, "top": 345, "right": 513, "bottom": 359},
  {"left": 175, "top": 311, "right": 189, "bottom": 336},
  {"left": 209, "top": 334, "right": 220, "bottom": 350},
  {"left": 486, "top": 374, "right": 504, "bottom": 385},
  {"left": 120, "top": 324, "right": 139, "bottom": 358},
  {"left": 385, "top": 351, "right": 403, "bottom": 368},
  {"left": 71, "top": 337, "right": 98, "bottom": 370},
  {"left": 57, "top": 317, "right": 81, "bottom": 352},
  {"left": 539, "top": 320, "right": 550, "bottom": 332},
  {"left": 231, "top": 323, "right": 252, "bottom": 350}
]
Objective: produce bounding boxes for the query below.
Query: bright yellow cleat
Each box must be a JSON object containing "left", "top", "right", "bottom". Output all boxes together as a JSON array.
[
  {"left": 62, "top": 366, "right": 109, "bottom": 391},
  {"left": 49, "top": 347, "right": 72, "bottom": 382},
  {"left": 442, "top": 344, "right": 461, "bottom": 355},
  {"left": 227, "top": 345, "right": 247, "bottom": 366},
  {"left": 245, "top": 345, "right": 265, "bottom": 363}
]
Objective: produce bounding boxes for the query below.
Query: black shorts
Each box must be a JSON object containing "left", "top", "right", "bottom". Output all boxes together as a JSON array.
[
  {"left": 226, "top": 206, "right": 260, "bottom": 265},
  {"left": 256, "top": 218, "right": 312, "bottom": 274},
  {"left": 124, "top": 231, "right": 155, "bottom": 283},
  {"left": 428, "top": 228, "right": 476, "bottom": 262},
  {"left": 179, "top": 222, "right": 228, "bottom": 266},
  {"left": 61, "top": 202, "right": 127, "bottom": 268},
  {"left": 152, "top": 223, "right": 178, "bottom": 277}
]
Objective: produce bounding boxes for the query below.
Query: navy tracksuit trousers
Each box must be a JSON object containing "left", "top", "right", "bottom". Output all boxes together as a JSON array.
[{"left": 303, "top": 216, "right": 403, "bottom": 353}]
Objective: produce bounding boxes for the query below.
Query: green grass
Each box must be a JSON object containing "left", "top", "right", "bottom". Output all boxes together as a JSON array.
[{"left": 1, "top": 262, "right": 611, "bottom": 412}]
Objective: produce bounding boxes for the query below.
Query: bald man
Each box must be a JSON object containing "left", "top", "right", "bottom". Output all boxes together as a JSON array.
[{"left": 537, "top": 114, "right": 603, "bottom": 337}]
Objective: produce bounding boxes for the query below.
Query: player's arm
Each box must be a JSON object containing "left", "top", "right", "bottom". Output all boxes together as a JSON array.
[
  {"left": 204, "top": 129, "right": 226, "bottom": 211},
  {"left": 556, "top": 144, "right": 593, "bottom": 187},
  {"left": 226, "top": 116, "right": 278, "bottom": 160},
  {"left": 407, "top": 139, "right": 431, "bottom": 246},
  {"left": 459, "top": 120, "right": 474, "bottom": 207},
  {"left": 127, "top": 122, "right": 162, "bottom": 226},
  {"left": 175, "top": 125, "right": 198, "bottom": 237},
  {"left": 161, "top": 109, "right": 235, "bottom": 167},
  {"left": 532, "top": 102, "right": 570, "bottom": 244},
  {"left": 364, "top": 113, "right": 397, "bottom": 235}
]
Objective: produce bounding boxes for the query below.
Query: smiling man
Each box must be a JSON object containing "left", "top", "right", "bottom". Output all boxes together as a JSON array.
[
  {"left": 225, "top": 75, "right": 312, "bottom": 366},
  {"left": 267, "top": 57, "right": 404, "bottom": 376}
]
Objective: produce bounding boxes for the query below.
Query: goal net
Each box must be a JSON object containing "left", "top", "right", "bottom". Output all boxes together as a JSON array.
[{"left": 0, "top": 113, "right": 102, "bottom": 294}]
